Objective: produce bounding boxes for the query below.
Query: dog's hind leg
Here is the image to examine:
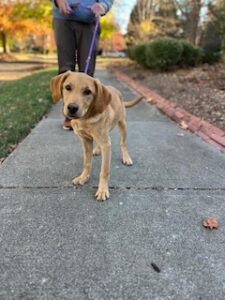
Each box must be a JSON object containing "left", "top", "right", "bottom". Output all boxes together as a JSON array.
[
  {"left": 118, "top": 120, "right": 133, "bottom": 166},
  {"left": 73, "top": 137, "right": 93, "bottom": 185}
]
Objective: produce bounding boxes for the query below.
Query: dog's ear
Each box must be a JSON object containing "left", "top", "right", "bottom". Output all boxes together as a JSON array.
[
  {"left": 90, "top": 79, "right": 111, "bottom": 116},
  {"left": 50, "top": 71, "right": 71, "bottom": 102}
]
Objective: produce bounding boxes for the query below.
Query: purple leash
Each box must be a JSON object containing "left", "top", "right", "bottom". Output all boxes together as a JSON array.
[{"left": 84, "top": 16, "right": 100, "bottom": 74}]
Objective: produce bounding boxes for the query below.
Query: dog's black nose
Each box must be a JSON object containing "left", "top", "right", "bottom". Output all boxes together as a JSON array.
[{"left": 68, "top": 103, "right": 79, "bottom": 116}]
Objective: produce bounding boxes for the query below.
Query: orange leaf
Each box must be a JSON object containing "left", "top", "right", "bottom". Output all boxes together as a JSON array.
[
  {"left": 202, "top": 217, "right": 219, "bottom": 230},
  {"left": 180, "top": 120, "right": 188, "bottom": 129}
]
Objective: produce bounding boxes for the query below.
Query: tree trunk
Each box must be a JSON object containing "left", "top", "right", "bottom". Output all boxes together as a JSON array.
[
  {"left": 0, "top": 31, "right": 8, "bottom": 54},
  {"left": 184, "top": 0, "right": 202, "bottom": 45},
  {"left": 191, "top": 0, "right": 201, "bottom": 44}
]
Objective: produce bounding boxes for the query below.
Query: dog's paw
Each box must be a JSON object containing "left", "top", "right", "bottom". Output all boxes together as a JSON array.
[
  {"left": 72, "top": 174, "right": 89, "bottom": 185},
  {"left": 95, "top": 187, "right": 110, "bottom": 201},
  {"left": 122, "top": 155, "right": 133, "bottom": 166},
  {"left": 93, "top": 146, "right": 101, "bottom": 156}
]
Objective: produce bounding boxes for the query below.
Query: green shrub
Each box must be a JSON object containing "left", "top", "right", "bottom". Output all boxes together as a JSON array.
[
  {"left": 179, "top": 40, "right": 203, "bottom": 67},
  {"left": 133, "top": 44, "right": 147, "bottom": 66},
  {"left": 128, "top": 38, "right": 220, "bottom": 70},
  {"left": 145, "top": 37, "right": 183, "bottom": 71},
  {"left": 202, "top": 50, "right": 221, "bottom": 65},
  {"left": 127, "top": 47, "right": 136, "bottom": 60}
]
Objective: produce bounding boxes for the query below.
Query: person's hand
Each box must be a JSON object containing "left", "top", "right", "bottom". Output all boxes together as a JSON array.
[
  {"left": 55, "top": 0, "right": 72, "bottom": 16},
  {"left": 89, "top": 3, "right": 106, "bottom": 16}
]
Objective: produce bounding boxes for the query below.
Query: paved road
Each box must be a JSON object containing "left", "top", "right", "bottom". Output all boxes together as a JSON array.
[{"left": 0, "top": 68, "right": 225, "bottom": 299}]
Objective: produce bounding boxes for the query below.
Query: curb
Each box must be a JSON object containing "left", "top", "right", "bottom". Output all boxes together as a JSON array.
[{"left": 112, "top": 70, "right": 225, "bottom": 152}]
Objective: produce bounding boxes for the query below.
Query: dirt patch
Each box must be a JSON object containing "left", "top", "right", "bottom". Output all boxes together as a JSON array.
[
  {"left": 110, "top": 59, "right": 225, "bottom": 131},
  {"left": 0, "top": 53, "right": 15, "bottom": 61}
]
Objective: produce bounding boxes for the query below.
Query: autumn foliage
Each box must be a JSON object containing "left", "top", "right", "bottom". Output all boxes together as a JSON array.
[{"left": 0, "top": 0, "right": 52, "bottom": 53}]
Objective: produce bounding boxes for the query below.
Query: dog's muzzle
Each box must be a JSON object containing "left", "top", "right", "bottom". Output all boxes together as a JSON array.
[{"left": 67, "top": 103, "right": 79, "bottom": 118}]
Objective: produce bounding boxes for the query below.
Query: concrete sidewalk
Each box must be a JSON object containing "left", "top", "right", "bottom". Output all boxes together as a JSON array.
[{"left": 1, "top": 68, "right": 225, "bottom": 299}]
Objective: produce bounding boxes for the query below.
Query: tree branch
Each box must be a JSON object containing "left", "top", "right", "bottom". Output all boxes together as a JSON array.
[{"left": 173, "top": 0, "right": 185, "bottom": 15}]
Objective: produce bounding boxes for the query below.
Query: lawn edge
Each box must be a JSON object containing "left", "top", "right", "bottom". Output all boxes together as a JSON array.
[
  {"left": 111, "top": 69, "right": 225, "bottom": 152},
  {"left": 0, "top": 67, "right": 56, "bottom": 163}
]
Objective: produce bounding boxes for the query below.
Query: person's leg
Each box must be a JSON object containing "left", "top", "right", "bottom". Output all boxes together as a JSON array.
[
  {"left": 53, "top": 18, "right": 77, "bottom": 74},
  {"left": 53, "top": 18, "right": 77, "bottom": 129},
  {"left": 75, "top": 21, "right": 99, "bottom": 77}
]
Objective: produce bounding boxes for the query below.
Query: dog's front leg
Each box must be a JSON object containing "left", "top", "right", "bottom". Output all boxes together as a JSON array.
[
  {"left": 95, "top": 137, "right": 111, "bottom": 201},
  {"left": 93, "top": 144, "right": 101, "bottom": 156},
  {"left": 73, "top": 137, "right": 93, "bottom": 185}
]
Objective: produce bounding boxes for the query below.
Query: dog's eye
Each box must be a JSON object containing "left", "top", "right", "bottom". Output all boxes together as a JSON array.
[
  {"left": 83, "top": 88, "right": 92, "bottom": 96},
  {"left": 65, "top": 84, "right": 72, "bottom": 91}
]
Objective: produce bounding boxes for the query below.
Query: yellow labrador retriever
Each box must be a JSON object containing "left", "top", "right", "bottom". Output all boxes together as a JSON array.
[{"left": 50, "top": 71, "right": 143, "bottom": 201}]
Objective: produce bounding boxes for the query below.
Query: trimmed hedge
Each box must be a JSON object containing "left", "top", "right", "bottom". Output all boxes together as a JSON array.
[
  {"left": 145, "top": 37, "right": 183, "bottom": 70},
  {"left": 202, "top": 50, "right": 221, "bottom": 65},
  {"left": 133, "top": 44, "right": 147, "bottom": 66},
  {"left": 128, "top": 37, "right": 221, "bottom": 71},
  {"left": 127, "top": 47, "right": 136, "bottom": 60},
  {"left": 179, "top": 40, "right": 203, "bottom": 67}
]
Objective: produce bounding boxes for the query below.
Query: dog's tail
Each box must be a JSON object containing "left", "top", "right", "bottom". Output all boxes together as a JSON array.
[{"left": 124, "top": 96, "right": 144, "bottom": 108}]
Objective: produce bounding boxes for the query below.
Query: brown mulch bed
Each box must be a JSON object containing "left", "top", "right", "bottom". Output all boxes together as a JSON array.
[{"left": 110, "top": 59, "right": 225, "bottom": 132}]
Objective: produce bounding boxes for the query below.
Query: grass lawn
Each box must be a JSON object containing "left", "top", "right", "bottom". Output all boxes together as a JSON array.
[{"left": 0, "top": 67, "right": 57, "bottom": 159}]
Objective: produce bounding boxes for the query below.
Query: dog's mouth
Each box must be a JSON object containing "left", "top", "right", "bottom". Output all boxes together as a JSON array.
[
  {"left": 65, "top": 113, "right": 80, "bottom": 120},
  {"left": 67, "top": 109, "right": 89, "bottom": 120}
]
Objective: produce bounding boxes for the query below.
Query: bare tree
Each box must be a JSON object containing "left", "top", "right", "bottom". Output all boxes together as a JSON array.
[
  {"left": 127, "top": 0, "right": 180, "bottom": 43},
  {"left": 173, "top": 0, "right": 207, "bottom": 44},
  {"left": 204, "top": 0, "right": 225, "bottom": 50},
  {"left": 130, "top": 0, "right": 156, "bottom": 24}
]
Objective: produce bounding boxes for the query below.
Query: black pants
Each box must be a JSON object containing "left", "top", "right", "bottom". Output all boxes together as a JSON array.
[{"left": 53, "top": 18, "right": 99, "bottom": 76}]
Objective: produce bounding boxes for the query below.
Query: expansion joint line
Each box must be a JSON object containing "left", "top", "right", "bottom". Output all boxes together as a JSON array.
[{"left": 0, "top": 186, "right": 225, "bottom": 191}]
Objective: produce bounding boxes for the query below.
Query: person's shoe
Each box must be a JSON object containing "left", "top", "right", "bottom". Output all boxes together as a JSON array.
[{"left": 63, "top": 118, "right": 73, "bottom": 130}]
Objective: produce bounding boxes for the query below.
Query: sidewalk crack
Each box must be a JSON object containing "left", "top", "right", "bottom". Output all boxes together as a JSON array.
[{"left": 0, "top": 186, "right": 225, "bottom": 191}]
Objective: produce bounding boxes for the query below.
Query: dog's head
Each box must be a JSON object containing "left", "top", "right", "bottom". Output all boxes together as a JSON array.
[{"left": 50, "top": 71, "right": 111, "bottom": 119}]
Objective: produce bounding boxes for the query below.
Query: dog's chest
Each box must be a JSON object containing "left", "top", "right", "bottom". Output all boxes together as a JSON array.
[
  {"left": 71, "top": 121, "right": 94, "bottom": 140},
  {"left": 74, "top": 126, "right": 92, "bottom": 139}
]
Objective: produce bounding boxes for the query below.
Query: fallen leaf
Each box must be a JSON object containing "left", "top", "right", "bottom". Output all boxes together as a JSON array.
[
  {"left": 151, "top": 262, "right": 161, "bottom": 273},
  {"left": 147, "top": 97, "right": 153, "bottom": 103},
  {"left": 177, "top": 133, "right": 184, "bottom": 137},
  {"left": 180, "top": 120, "right": 188, "bottom": 129},
  {"left": 202, "top": 217, "right": 219, "bottom": 230},
  {"left": 7, "top": 144, "right": 17, "bottom": 154}
]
